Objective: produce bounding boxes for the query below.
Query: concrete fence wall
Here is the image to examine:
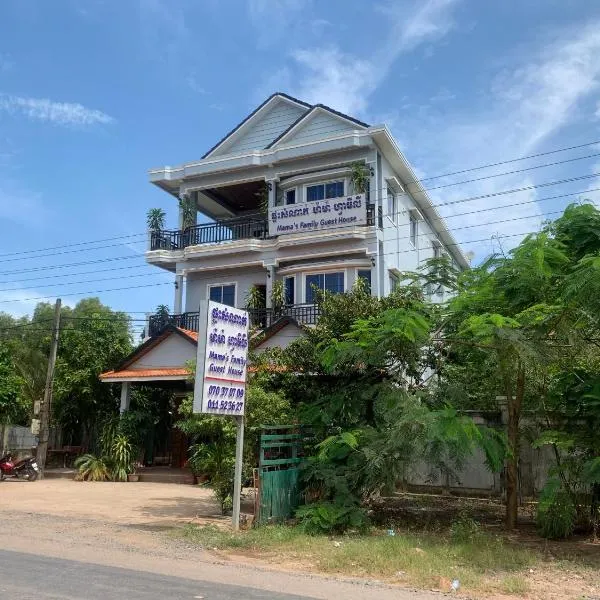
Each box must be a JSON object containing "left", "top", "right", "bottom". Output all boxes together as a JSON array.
[
  {"left": 403, "top": 409, "right": 556, "bottom": 498},
  {"left": 0, "top": 424, "right": 38, "bottom": 457}
]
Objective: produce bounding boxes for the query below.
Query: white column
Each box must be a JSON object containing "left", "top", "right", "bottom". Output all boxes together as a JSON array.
[
  {"left": 119, "top": 382, "right": 131, "bottom": 414},
  {"left": 265, "top": 265, "right": 275, "bottom": 308},
  {"left": 174, "top": 274, "right": 184, "bottom": 314}
]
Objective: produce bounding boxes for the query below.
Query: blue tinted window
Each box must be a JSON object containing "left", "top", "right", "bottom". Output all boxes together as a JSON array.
[
  {"left": 286, "top": 189, "right": 296, "bottom": 205},
  {"left": 306, "top": 272, "right": 344, "bottom": 302},
  {"left": 209, "top": 284, "right": 236, "bottom": 307},
  {"left": 305, "top": 274, "right": 323, "bottom": 303},
  {"left": 325, "top": 181, "right": 344, "bottom": 199},
  {"left": 306, "top": 185, "right": 324, "bottom": 202},
  {"left": 324, "top": 272, "right": 344, "bottom": 294},
  {"left": 285, "top": 277, "right": 295, "bottom": 305}
]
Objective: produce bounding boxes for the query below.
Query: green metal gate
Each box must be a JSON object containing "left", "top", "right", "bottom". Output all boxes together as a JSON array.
[{"left": 257, "top": 426, "right": 303, "bottom": 524}]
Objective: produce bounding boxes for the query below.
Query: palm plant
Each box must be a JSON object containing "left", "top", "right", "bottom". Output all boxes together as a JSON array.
[
  {"left": 146, "top": 208, "right": 166, "bottom": 232},
  {"left": 245, "top": 285, "right": 265, "bottom": 310},
  {"left": 271, "top": 280, "right": 286, "bottom": 313},
  {"left": 349, "top": 162, "right": 371, "bottom": 195},
  {"left": 74, "top": 454, "right": 111, "bottom": 481},
  {"left": 179, "top": 195, "right": 197, "bottom": 230},
  {"left": 254, "top": 183, "right": 269, "bottom": 214},
  {"left": 111, "top": 434, "right": 133, "bottom": 481}
]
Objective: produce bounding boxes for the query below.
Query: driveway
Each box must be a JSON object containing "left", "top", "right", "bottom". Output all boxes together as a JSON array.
[
  {"left": 0, "top": 478, "right": 222, "bottom": 526},
  {"left": 0, "top": 479, "right": 437, "bottom": 600}
]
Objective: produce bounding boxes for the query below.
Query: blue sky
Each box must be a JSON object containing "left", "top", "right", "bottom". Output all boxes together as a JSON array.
[{"left": 1, "top": 0, "right": 600, "bottom": 328}]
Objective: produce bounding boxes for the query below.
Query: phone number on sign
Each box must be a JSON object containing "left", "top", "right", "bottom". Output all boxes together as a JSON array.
[
  {"left": 206, "top": 399, "right": 244, "bottom": 412},
  {"left": 206, "top": 384, "right": 244, "bottom": 412}
]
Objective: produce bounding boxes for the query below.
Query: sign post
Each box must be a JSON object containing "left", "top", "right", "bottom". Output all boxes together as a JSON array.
[{"left": 193, "top": 300, "right": 250, "bottom": 530}]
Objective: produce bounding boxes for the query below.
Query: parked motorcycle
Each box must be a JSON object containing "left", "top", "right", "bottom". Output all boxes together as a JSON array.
[{"left": 0, "top": 453, "right": 39, "bottom": 481}]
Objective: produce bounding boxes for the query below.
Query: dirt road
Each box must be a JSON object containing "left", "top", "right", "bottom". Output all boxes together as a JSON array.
[{"left": 0, "top": 480, "right": 437, "bottom": 600}]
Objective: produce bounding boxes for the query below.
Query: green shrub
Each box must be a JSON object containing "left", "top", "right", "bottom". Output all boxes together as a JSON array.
[
  {"left": 296, "top": 501, "right": 368, "bottom": 534},
  {"left": 110, "top": 434, "right": 134, "bottom": 481},
  {"left": 450, "top": 513, "right": 482, "bottom": 542},
  {"left": 74, "top": 454, "right": 112, "bottom": 481},
  {"left": 536, "top": 479, "right": 576, "bottom": 539}
]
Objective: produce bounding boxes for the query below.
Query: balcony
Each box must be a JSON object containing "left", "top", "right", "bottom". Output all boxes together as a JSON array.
[
  {"left": 150, "top": 216, "right": 269, "bottom": 251},
  {"left": 149, "top": 205, "right": 381, "bottom": 252},
  {"left": 148, "top": 304, "right": 320, "bottom": 337}
]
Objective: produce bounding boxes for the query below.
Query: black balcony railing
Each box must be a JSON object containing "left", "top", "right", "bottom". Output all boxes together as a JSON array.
[
  {"left": 148, "top": 312, "right": 200, "bottom": 337},
  {"left": 150, "top": 205, "right": 382, "bottom": 252},
  {"left": 147, "top": 304, "right": 321, "bottom": 337},
  {"left": 247, "top": 304, "right": 321, "bottom": 329},
  {"left": 150, "top": 216, "right": 269, "bottom": 251}
]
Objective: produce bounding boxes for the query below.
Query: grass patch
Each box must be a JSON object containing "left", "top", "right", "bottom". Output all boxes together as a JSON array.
[
  {"left": 180, "top": 524, "right": 536, "bottom": 592},
  {"left": 500, "top": 574, "right": 530, "bottom": 595}
]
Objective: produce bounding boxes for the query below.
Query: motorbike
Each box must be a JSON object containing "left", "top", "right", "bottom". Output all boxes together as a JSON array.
[{"left": 0, "top": 453, "right": 39, "bottom": 481}]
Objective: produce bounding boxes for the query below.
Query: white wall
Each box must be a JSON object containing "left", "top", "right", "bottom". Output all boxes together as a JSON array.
[
  {"left": 185, "top": 266, "right": 267, "bottom": 311},
  {"left": 135, "top": 334, "right": 196, "bottom": 368},
  {"left": 379, "top": 152, "right": 449, "bottom": 299},
  {"left": 254, "top": 323, "right": 305, "bottom": 352}
]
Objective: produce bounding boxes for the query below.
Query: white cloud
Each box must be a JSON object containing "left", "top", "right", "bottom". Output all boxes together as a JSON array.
[
  {"left": 0, "top": 94, "right": 115, "bottom": 127},
  {"left": 281, "top": 0, "right": 460, "bottom": 117},
  {"left": 401, "top": 23, "right": 600, "bottom": 260},
  {"left": 248, "top": 0, "right": 310, "bottom": 47}
]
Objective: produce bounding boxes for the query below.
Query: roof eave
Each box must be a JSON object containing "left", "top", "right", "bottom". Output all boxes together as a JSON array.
[{"left": 369, "top": 126, "right": 470, "bottom": 270}]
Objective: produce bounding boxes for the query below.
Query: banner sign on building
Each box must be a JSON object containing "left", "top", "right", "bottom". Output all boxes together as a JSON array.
[
  {"left": 196, "top": 301, "right": 249, "bottom": 416},
  {"left": 268, "top": 194, "right": 366, "bottom": 237}
]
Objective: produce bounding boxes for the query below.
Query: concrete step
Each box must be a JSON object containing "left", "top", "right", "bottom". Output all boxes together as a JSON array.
[
  {"left": 138, "top": 469, "right": 195, "bottom": 485},
  {"left": 44, "top": 468, "right": 77, "bottom": 480}
]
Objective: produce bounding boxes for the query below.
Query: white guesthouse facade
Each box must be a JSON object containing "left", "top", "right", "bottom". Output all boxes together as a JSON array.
[{"left": 101, "top": 92, "right": 468, "bottom": 400}]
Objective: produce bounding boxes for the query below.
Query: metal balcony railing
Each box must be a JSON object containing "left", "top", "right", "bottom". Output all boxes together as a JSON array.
[
  {"left": 147, "top": 304, "right": 321, "bottom": 337},
  {"left": 148, "top": 312, "right": 200, "bottom": 337},
  {"left": 150, "top": 216, "right": 269, "bottom": 251},
  {"left": 149, "top": 205, "right": 381, "bottom": 252}
]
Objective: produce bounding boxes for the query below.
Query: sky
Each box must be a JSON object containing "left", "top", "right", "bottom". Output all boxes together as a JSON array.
[{"left": 1, "top": 0, "right": 600, "bottom": 330}]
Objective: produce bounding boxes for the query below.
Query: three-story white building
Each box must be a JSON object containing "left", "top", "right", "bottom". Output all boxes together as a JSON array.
[{"left": 101, "top": 92, "right": 468, "bottom": 402}]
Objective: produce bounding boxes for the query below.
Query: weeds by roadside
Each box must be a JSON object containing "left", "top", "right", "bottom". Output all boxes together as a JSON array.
[{"left": 179, "top": 522, "right": 536, "bottom": 594}]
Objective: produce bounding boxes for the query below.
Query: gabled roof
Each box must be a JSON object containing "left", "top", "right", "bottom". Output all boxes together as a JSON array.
[
  {"left": 99, "top": 326, "right": 197, "bottom": 381},
  {"left": 202, "top": 92, "right": 311, "bottom": 159},
  {"left": 266, "top": 104, "right": 369, "bottom": 149},
  {"left": 202, "top": 93, "right": 369, "bottom": 159},
  {"left": 250, "top": 316, "right": 304, "bottom": 349}
]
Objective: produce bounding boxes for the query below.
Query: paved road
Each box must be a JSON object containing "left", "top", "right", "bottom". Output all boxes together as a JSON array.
[{"left": 0, "top": 550, "right": 315, "bottom": 600}]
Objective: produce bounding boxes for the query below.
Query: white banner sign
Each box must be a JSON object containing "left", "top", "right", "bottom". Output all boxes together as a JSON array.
[
  {"left": 268, "top": 194, "right": 367, "bottom": 236},
  {"left": 196, "top": 301, "right": 249, "bottom": 416}
]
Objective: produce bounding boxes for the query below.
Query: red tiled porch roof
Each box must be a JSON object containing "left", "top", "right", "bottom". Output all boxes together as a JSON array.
[{"left": 99, "top": 367, "right": 191, "bottom": 381}]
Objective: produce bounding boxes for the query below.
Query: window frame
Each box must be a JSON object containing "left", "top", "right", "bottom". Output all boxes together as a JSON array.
[
  {"left": 285, "top": 188, "right": 297, "bottom": 205},
  {"left": 387, "top": 190, "right": 397, "bottom": 224},
  {"left": 409, "top": 213, "right": 418, "bottom": 247},
  {"left": 303, "top": 178, "right": 347, "bottom": 203},
  {"left": 284, "top": 275, "right": 295, "bottom": 305},
  {"left": 304, "top": 270, "right": 346, "bottom": 303},
  {"left": 207, "top": 282, "right": 237, "bottom": 307}
]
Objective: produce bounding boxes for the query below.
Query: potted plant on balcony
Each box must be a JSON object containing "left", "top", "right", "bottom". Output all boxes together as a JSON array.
[
  {"left": 245, "top": 285, "right": 266, "bottom": 328},
  {"left": 271, "top": 280, "right": 286, "bottom": 318},
  {"left": 350, "top": 162, "right": 371, "bottom": 194},
  {"left": 179, "top": 195, "right": 197, "bottom": 246},
  {"left": 147, "top": 208, "right": 166, "bottom": 249}
]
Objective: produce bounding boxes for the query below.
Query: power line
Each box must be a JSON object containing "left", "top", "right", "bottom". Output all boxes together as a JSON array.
[
  {"left": 419, "top": 139, "right": 600, "bottom": 182},
  {"left": 0, "top": 271, "right": 171, "bottom": 292},
  {"left": 0, "top": 254, "right": 143, "bottom": 276},
  {"left": 0, "top": 281, "right": 171, "bottom": 304},
  {"left": 422, "top": 151, "right": 600, "bottom": 192},
  {"left": 0, "top": 264, "right": 156, "bottom": 285}
]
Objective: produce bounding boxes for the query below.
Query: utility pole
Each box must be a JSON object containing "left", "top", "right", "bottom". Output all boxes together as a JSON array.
[{"left": 37, "top": 298, "right": 61, "bottom": 478}]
